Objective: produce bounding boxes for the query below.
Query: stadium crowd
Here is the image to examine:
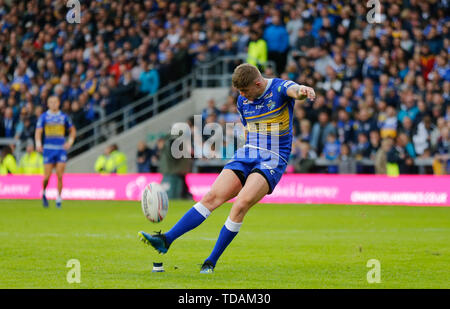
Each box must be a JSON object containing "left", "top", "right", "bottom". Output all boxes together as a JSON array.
[
  {"left": 0, "top": 0, "right": 449, "bottom": 175},
  {"left": 184, "top": 0, "right": 450, "bottom": 175}
]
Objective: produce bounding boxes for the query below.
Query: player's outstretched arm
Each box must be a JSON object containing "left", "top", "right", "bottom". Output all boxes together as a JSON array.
[
  {"left": 286, "top": 84, "right": 316, "bottom": 101},
  {"left": 35, "top": 128, "right": 43, "bottom": 153},
  {"left": 64, "top": 126, "right": 77, "bottom": 150}
]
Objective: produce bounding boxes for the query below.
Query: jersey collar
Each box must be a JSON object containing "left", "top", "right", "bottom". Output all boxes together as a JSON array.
[
  {"left": 256, "top": 78, "right": 273, "bottom": 101},
  {"left": 47, "top": 110, "right": 61, "bottom": 116}
]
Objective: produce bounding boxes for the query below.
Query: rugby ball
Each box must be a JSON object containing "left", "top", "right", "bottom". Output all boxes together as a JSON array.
[{"left": 141, "top": 182, "right": 169, "bottom": 223}]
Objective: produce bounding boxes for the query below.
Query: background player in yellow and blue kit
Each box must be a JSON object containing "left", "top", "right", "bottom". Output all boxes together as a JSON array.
[
  {"left": 35, "top": 96, "right": 76, "bottom": 208},
  {"left": 139, "top": 63, "right": 315, "bottom": 273}
]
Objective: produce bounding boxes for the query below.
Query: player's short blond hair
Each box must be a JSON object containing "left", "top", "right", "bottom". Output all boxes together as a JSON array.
[
  {"left": 48, "top": 95, "right": 60, "bottom": 103},
  {"left": 232, "top": 63, "right": 261, "bottom": 90}
]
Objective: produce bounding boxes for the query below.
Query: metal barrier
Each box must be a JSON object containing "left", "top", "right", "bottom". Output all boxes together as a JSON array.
[
  {"left": 0, "top": 138, "right": 23, "bottom": 160},
  {"left": 68, "top": 73, "right": 195, "bottom": 155}
]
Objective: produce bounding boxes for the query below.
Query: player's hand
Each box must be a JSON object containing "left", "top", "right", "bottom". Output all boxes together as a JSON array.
[
  {"left": 63, "top": 142, "right": 72, "bottom": 150},
  {"left": 299, "top": 86, "right": 316, "bottom": 101},
  {"left": 64, "top": 137, "right": 75, "bottom": 150},
  {"left": 36, "top": 145, "right": 43, "bottom": 153}
]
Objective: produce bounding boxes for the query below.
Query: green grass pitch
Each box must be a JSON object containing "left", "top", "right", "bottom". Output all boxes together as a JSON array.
[{"left": 0, "top": 199, "right": 449, "bottom": 288}]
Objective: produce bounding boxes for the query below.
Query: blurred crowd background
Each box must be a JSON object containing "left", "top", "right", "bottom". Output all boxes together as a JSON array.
[{"left": 0, "top": 0, "right": 449, "bottom": 175}]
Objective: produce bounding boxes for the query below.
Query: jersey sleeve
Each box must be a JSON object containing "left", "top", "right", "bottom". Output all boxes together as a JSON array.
[
  {"left": 36, "top": 114, "right": 45, "bottom": 129},
  {"left": 236, "top": 97, "right": 247, "bottom": 127},
  {"left": 64, "top": 114, "right": 74, "bottom": 129},
  {"left": 277, "top": 79, "right": 298, "bottom": 106},
  {"left": 278, "top": 79, "right": 297, "bottom": 97}
]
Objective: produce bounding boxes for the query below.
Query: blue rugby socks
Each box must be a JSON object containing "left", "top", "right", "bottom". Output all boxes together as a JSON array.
[
  {"left": 165, "top": 202, "right": 211, "bottom": 245},
  {"left": 205, "top": 217, "right": 242, "bottom": 266}
]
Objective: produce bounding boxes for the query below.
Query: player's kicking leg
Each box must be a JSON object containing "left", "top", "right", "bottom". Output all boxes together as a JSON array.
[
  {"left": 42, "top": 163, "right": 54, "bottom": 208},
  {"left": 55, "top": 162, "right": 66, "bottom": 208},
  {"left": 138, "top": 169, "right": 243, "bottom": 253},
  {"left": 200, "top": 172, "right": 269, "bottom": 273}
]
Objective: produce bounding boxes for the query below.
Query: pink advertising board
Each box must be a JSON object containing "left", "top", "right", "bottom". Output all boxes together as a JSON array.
[
  {"left": 185, "top": 174, "right": 450, "bottom": 206},
  {"left": 1, "top": 174, "right": 449, "bottom": 206},
  {"left": 0, "top": 174, "right": 162, "bottom": 201}
]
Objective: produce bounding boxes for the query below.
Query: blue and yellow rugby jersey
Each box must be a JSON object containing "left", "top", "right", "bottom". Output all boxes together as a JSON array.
[
  {"left": 36, "top": 111, "right": 73, "bottom": 150},
  {"left": 236, "top": 78, "right": 297, "bottom": 162}
]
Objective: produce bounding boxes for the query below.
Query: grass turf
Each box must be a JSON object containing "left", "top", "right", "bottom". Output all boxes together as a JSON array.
[{"left": 0, "top": 199, "right": 448, "bottom": 289}]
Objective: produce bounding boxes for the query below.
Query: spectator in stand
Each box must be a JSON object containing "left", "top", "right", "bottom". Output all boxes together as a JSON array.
[
  {"left": 151, "top": 137, "right": 166, "bottom": 173},
  {"left": 430, "top": 55, "right": 450, "bottom": 82},
  {"left": 14, "top": 106, "right": 35, "bottom": 142},
  {"left": 353, "top": 132, "right": 371, "bottom": 160},
  {"left": 0, "top": 145, "right": 17, "bottom": 175},
  {"left": 317, "top": 66, "right": 343, "bottom": 93},
  {"left": 338, "top": 143, "right": 357, "bottom": 174},
  {"left": 3, "top": 107, "right": 15, "bottom": 138},
  {"left": 202, "top": 99, "right": 220, "bottom": 123},
  {"left": 293, "top": 22, "right": 316, "bottom": 56},
  {"left": 398, "top": 90, "right": 419, "bottom": 124},
  {"left": 415, "top": 99, "right": 429, "bottom": 124},
  {"left": 314, "top": 46, "right": 334, "bottom": 78},
  {"left": 70, "top": 100, "right": 88, "bottom": 130},
  {"left": 293, "top": 139, "right": 317, "bottom": 173},
  {"left": 247, "top": 30, "right": 268, "bottom": 71},
  {"left": 322, "top": 133, "right": 340, "bottom": 161},
  {"left": 310, "top": 111, "right": 336, "bottom": 155},
  {"left": 288, "top": 138, "right": 302, "bottom": 172},
  {"left": 336, "top": 108, "right": 354, "bottom": 145},
  {"left": 18, "top": 140, "right": 43, "bottom": 175},
  {"left": 105, "top": 144, "right": 127, "bottom": 174},
  {"left": 343, "top": 52, "right": 362, "bottom": 83},
  {"left": 292, "top": 104, "right": 306, "bottom": 136},
  {"left": 263, "top": 13, "right": 289, "bottom": 74},
  {"left": 431, "top": 117, "right": 447, "bottom": 147},
  {"left": 374, "top": 138, "right": 393, "bottom": 175},
  {"left": 413, "top": 115, "right": 435, "bottom": 157},
  {"left": 379, "top": 105, "right": 398, "bottom": 140},
  {"left": 387, "top": 133, "right": 416, "bottom": 175},
  {"left": 400, "top": 132, "right": 417, "bottom": 161},
  {"left": 398, "top": 116, "right": 415, "bottom": 140},
  {"left": 353, "top": 108, "right": 378, "bottom": 141},
  {"left": 220, "top": 104, "right": 240, "bottom": 124},
  {"left": 221, "top": 134, "right": 236, "bottom": 161},
  {"left": 139, "top": 61, "right": 160, "bottom": 96},
  {"left": 94, "top": 146, "right": 109, "bottom": 174},
  {"left": 367, "top": 130, "right": 381, "bottom": 161},
  {"left": 14, "top": 115, "right": 35, "bottom": 143},
  {"left": 136, "top": 140, "right": 154, "bottom": 173},
  {"left": 286, "top": 8, "right": 303, "bottom": 49},
  {"left": 298, "top": 119, "right": 312, "bottom": 143},
  {"left": 322, "top": 133, "right": 340, "bottom": 173},
  {"left": 432, "top": 126, "right": 450, "bottom": 175}
]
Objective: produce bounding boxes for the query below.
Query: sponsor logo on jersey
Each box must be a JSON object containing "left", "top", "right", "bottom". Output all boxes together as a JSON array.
[
  {"left": 267, "top": 100, "right": 276, "bottom": 110},
  {"left": 44, "top": 124, "right": 65, "bottom": 136},
  {"left": 263, "top": 92, "right": 273, "bottom": 99}
]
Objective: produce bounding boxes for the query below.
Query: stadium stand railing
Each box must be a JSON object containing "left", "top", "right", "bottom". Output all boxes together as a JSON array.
[{"left": 0, "top": 138, "right": 23, "bottom": 160}]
